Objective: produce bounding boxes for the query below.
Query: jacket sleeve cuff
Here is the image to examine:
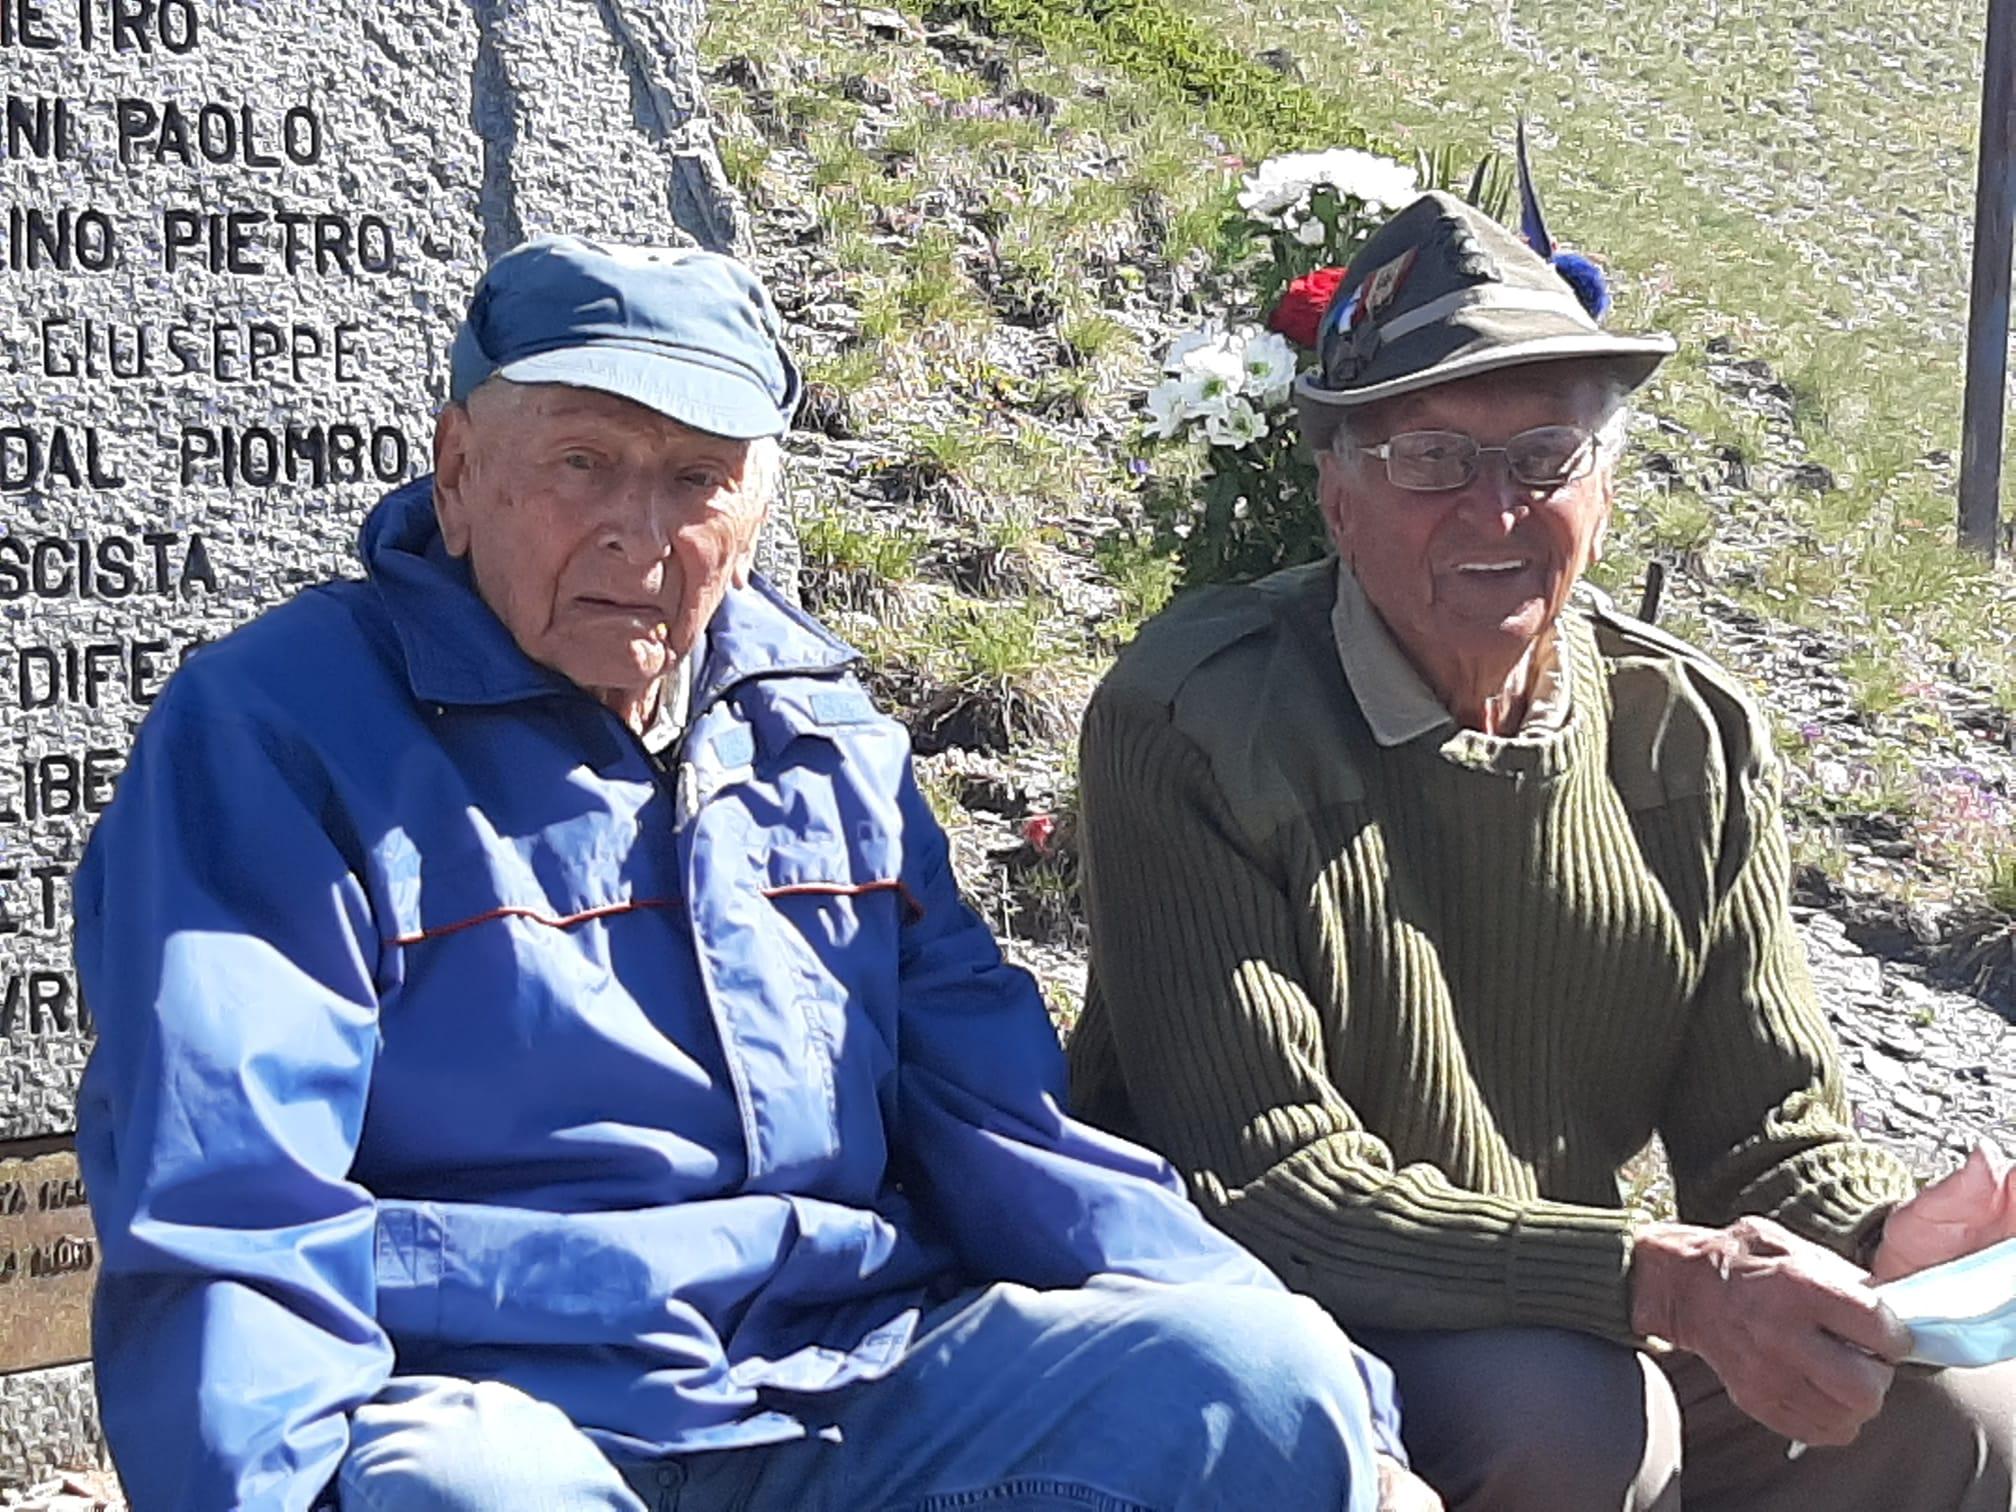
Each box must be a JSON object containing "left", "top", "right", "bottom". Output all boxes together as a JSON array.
[
  {"left": 1746, "top": 1141, "right": 1918, "bottom": 1258},
  {"left": 1507, "top": 1204, "right": 1640, "bottom": 1342}
]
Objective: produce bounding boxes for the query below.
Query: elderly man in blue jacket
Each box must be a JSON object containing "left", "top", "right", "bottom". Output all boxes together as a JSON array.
[{"left": 73, "top": 237, "right": 1422, "bottom": 1512}]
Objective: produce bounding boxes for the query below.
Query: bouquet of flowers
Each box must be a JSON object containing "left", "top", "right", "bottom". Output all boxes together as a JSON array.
[{"left": 1138, "top": 145, "right": 1512, "bottom": 585}]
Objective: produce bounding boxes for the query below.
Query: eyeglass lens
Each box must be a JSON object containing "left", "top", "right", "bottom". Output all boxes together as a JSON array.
[{"left": 1384, "top": 426, "right": 1594, "bottom": 491}]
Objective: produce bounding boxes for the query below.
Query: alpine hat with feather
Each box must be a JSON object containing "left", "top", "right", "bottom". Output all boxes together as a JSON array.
[{"left": 1294, "top": 130, "right": 1674, "bottom": 451}]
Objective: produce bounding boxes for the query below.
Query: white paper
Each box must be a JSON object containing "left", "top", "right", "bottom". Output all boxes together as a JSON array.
[{"left": 1874, "top": 1236, "right": 2016, "bottom": 1368}]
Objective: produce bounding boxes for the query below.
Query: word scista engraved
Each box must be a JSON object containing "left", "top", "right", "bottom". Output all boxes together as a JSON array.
[{"left": 0, "top": 530, "right": 216, "bottom": 602}]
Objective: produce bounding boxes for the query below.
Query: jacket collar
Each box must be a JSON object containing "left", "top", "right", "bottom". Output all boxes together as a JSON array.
[{"left": 359, "top": 476, "right": 858, "bottom": 710}]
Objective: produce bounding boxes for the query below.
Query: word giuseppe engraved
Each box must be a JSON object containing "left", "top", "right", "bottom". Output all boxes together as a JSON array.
[{"left": 38, "top": 315, "right": 366, "bottom": 385}]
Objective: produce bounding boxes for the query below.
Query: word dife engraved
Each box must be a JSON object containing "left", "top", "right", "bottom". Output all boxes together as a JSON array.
[{"left": 0, "top": 1146, "right": 97, "bottom": 1374}]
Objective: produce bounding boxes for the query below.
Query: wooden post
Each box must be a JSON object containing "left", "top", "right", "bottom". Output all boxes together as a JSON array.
[{"left": 1960, "top": 0, "right": 2016, "bottom": 558}]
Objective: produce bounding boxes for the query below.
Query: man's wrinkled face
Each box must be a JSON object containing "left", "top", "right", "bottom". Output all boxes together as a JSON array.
[
  {"left": 432, "top": 381, "right": 769, "bottom": 706},
  {"left": 1317, "top": 368, "right": 1617, "bottom": 678}
]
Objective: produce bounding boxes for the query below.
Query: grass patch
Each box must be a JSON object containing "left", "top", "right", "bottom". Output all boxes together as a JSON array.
[
  {"left": 940, "top": 596, "right": 1055, "bottom": 684},
  {"left": 1842, "top": 643, "right": 1910, "bottom": 722},
  {"left": 717, "top": 134, "right": 771, "bottom": 187},
  {"left": 1094, "top": 531, "right": 1179, "bottom": 642},
  {"left": 1988, "top": 850, "right": 2016, "bottom": 919},
  {"left": 952, "top": 0, "right": 1384, "bottom": 155},
  {"left": 799, "top": 509, "right": 927, "bottom": 583},
  {"left": 808, "top": 344, "right": 889, "bottom": 395},
  {"left": 1059, "top": 312, "right": 1136, "bottom": 369}
]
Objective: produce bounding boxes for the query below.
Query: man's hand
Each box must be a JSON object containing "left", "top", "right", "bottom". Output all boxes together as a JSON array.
[
  {"left": 1630, "top": 1215, "right": 1908, "bottom": 1447},
  {"left": 1870, "top": 1141, "right": 2016, "bottom": 1284},
  {"left": 1376, "top": 1454, "right": 1443, "bottom": 1512}
]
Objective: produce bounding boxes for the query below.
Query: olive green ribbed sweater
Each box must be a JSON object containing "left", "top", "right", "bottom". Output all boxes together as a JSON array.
[{"left": 1070, "top": 559, "right": 1915, "bottom": 1343}]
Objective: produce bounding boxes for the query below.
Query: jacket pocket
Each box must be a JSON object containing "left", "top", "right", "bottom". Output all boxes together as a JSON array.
[
  {"left": 752, "top": 853, "right": 903, "bottom": 1188},
  {"left": 374, "top": 1199, "right": 445, "bottom": 1340}
]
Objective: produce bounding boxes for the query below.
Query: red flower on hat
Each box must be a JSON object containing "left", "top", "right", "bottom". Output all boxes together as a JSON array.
[{"left": 1268, "top": 266, "right": 1349, "bottom": 350}]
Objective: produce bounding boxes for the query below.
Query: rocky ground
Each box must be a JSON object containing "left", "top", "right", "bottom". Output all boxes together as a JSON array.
[{"left": 0, "top": 1473, "right": 117, "bottom": 1512}]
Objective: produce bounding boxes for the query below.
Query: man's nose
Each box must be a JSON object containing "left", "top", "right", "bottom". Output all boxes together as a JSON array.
[
  {"left": 599, "top": 488, "right": 672, "bottom": 562},
  {"left": 1453, "top": 457, "right": 1530, "bottom": 528}
]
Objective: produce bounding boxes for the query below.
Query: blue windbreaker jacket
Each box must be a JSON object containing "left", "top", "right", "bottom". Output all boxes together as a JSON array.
[{"left": 74, "top": 479, "right": 1400, "bottom": 1511}]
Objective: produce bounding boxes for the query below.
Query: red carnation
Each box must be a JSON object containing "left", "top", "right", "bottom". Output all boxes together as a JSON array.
[{"left": 1268, "top": 266, "right": 1349, "bottom": 350}]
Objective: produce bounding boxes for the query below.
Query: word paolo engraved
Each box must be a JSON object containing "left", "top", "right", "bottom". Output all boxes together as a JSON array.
[
  {"left": 4, "top": 97, "right": 325, "bottom": 167},
  {"left": 114, "top": 98, "right": 322, "bottom": 166}
]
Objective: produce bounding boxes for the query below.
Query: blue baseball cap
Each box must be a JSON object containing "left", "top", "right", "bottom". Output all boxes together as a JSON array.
[{"left": 449, "top": 235, "right": 802, "bottom": 439}]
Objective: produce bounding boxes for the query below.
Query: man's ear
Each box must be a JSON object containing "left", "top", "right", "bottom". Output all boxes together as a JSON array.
[
  {"left": 1590, "top": 471, "right": 1617, "bottom": 563},
  {"left": 731, "top": 499, "right": 770, "bottom": 591},
  {"left": 1315, "top": 451, "right": 1354, "bottom": 558},
  {"left": 433, "top": 405, "right": 474, "bottom": 557}
]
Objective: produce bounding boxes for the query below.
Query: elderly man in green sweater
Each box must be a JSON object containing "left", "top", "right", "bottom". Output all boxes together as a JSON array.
[{"left": 1071, "top": 190, "right": 2016, "bottom": 1511}]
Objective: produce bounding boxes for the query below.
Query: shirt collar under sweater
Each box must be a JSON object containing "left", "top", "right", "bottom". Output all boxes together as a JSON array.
[{"left": 1329, "top": 557, "right": 1573, "bottom": 746}]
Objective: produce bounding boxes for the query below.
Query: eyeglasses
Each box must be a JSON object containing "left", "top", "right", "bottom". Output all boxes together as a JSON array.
[{"left": 1358, "top": 425, "right": 1600, "bottom": 493}]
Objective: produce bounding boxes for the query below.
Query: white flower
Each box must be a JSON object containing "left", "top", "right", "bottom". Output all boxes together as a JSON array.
[
  {"left": 1292, "top": 216, "right": 1326, "bottom": 246},
  {"left": 1203, "top": 399, "right": 1268, "bottom": 448},
  {"left": 1146, "top": 326, "right": 1298, "bottom": 439},
  {"left": 1144, "top": 378, "right": 1190, "bottom": 439},
  {"left": 1239, "top": 330, "right": 1299, "bottom": 406},
  {"left": 1313, "top": 147, "right": 1420, "bottom": 214},
  {"left": 1161, "top": 321, "right": 1226, "bottom": 373},
  {"left": 1235, "top": 157, "right": 1313, "bottom": 225},
  {"left": 1143, "top": 363, "right": 1240, "bottom": 439},
  {"left": 1177, "top": 336, "right": 1245, "bottom": 394},
  {"left": 1236, "top": 147, "right": 1421, "bottom": 231}
]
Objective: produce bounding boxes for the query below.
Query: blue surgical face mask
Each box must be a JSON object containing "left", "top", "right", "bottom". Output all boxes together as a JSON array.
[{"left": 1876, "top": 1236, "right": 2016, "bottom": 1368}]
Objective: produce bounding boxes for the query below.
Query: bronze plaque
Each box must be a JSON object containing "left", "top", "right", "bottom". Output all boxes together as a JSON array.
[{"left": 0, "top": 1144, "right": 96, "bottom": 1374}]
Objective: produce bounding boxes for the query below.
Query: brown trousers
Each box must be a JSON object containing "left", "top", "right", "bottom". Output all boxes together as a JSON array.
[{"left": 1353, "top": 1325, "right": 2016, "bottom": 1511}]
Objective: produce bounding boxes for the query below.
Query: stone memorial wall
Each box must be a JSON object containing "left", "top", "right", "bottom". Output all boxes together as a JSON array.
[{"left": 0, "top": 0, "right": 737, "bottom": 1484}]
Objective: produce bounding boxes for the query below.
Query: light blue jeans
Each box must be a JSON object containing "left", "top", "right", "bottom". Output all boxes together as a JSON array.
[{"left": 337, "top": 1277, "right": 1381, "bottom": 1512}]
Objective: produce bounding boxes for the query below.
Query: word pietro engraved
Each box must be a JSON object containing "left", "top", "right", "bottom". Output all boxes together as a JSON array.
[{"left": 0, "top": 0, "right": 199, "bottom": 52}]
